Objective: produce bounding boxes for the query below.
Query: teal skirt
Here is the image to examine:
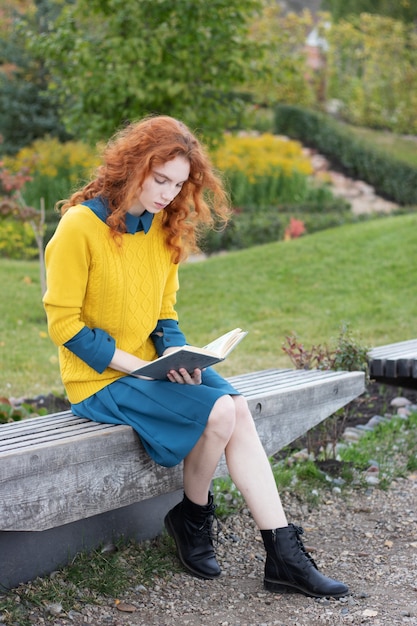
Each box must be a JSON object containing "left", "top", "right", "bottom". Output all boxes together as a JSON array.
[{"left": 71, "top": 367, "right": 240, "bottom": 467}]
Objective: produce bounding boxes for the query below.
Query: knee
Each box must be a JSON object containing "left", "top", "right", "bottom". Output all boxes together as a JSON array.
[
  {"left": 206, "top": 395, "right": 236, "bottom": 442},
  {"left": 233, "top": 394, "right": 251, "bottom": 417},
  {"left": 233, "top": 395, "right": 258, "bottom": 431}
]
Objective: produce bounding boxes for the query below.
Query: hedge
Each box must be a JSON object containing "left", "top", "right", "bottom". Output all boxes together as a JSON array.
[
  {"left": 200, "top": 198, "right": 362, "bottom": 255},
  {"left": 273, "top": 105, "right": 417, "bottom": 206}
]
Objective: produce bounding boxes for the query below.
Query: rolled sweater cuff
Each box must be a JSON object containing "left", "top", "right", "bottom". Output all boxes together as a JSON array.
[{"left": 64, "top": 327, "right": 116, "bottom": 373}]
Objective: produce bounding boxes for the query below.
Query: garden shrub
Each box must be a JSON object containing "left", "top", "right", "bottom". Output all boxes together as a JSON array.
[
  {"left": 197, "top": 131, "right": 356, "bottom": 253},
  {"left": 0, "top": 219, "right": 37, "bottom": 259},
  {"left": 3, "top": 138, "right": 101, "bottom": 251},
  {"left": 212, "top": 133, "right": 313, "bottom": 179},
  {"left": 200, "top": 196, "right": 358, "bottom": 255},
  {"left": 282, "top": 324, "right": 370, "bottom": 459},
  {"left": 212, "top": 133, "right": 315, "bottom": 206},
  {"left": 1, "top": 130, "right": 370, "bottom": 259},
  {"left": 224, "top": 169, "right": 313, "bottom": 207},
  {"left": 200, "top": 208, "right": 285, "bottom": 253},
  {"left": 273, "top": 105, "right": 417, "bottom": 206}
]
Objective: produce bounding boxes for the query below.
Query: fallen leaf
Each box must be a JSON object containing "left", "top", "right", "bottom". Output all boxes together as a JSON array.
[{"left": 115, "top": 602, "right": 136, "bottom": 613}]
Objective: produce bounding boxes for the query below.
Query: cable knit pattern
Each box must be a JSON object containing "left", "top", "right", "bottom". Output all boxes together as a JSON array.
[{"left": 43, "top": 205, "right": 180, "bottom": 403}]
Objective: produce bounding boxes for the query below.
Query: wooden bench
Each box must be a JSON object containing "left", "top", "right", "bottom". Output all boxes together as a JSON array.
[
  {"left": 368, "top": 339, "right": 417, "bottom": 389},
  {"left": 0, "top": 368, "right": 365, "bottom": 589}
]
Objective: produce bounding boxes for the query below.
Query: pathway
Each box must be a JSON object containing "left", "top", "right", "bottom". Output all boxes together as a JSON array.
[{"left": 309, "top": 151, "right": 398, "bottom": 215}]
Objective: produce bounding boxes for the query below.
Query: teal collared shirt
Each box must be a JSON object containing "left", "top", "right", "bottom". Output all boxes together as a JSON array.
[{"left": 82, "top": 196, "right": 154, "bottom": 233}]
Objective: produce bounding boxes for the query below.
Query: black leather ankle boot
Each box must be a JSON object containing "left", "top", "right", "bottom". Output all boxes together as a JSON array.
[
  {"left": 164, "top": 492, "right": 221, "bottom": 580},
  {"left": 261, "top": 524, "right": 349, "bottom": 598}
]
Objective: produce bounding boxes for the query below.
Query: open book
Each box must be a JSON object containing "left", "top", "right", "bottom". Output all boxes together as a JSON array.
[{"left": 130, "top": 328, "right": 248, "bottom": 380}]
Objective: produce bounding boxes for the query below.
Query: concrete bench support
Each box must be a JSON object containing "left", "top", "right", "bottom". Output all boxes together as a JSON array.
[{"left": 0, "top": 368, "right": 365, "bottom": 588}]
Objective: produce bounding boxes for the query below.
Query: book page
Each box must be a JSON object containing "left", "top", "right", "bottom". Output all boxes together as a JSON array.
[{"left": 203, "top": 328, "right": 246, "bottom": 357}]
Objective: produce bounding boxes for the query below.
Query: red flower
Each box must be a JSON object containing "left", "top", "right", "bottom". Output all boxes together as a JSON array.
[{"left": 284, "top": 217, "right": 306, "bottom": 240}]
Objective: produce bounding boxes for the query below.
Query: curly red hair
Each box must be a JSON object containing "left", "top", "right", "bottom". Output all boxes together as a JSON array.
[{"left": 58, "top": 116, "right": 230, "bottom": 262}]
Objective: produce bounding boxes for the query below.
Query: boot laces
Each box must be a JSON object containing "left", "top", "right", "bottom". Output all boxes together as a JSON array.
[
  {"left": 291, "top": 524, "right": 318, "bottom": 570},
  {"left": 194, "top": 506, "right": 222, "bottom": 544}
]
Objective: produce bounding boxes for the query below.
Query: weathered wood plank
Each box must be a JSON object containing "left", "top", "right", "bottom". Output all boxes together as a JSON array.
[
  {"left": 0, "top": 369, "right": 365, "bottom": 532},
  {"left": 0, "top": 421, "right": 115, "bottom": 451},
  {"left": 369, "top": 339, "right": 417, "bottom": 357}
]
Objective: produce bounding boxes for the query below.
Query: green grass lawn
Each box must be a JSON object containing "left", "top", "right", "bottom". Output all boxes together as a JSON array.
[
  {"left": 1, "top": 212, "right": 416, "bottom": 399},
  {"left": 343, "top": 123, "right": 417, "bottom": 166}
]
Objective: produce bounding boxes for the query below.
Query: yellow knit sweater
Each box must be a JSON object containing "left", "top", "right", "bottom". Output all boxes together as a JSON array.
[{"left": 43, "top": 205, "right": 180, "bottom": 403}]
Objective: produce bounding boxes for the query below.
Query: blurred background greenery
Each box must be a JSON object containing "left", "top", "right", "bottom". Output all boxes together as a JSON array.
[{"left": 1, "top": 0, "right": 417, "bottom": 399}]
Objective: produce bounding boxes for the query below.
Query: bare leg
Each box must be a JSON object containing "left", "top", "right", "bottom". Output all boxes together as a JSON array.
[
  {"left": 183, "top": 393, "right": 286, "bottom": 528},
  {"left": 225, "top": 395, "right": 288, "bottom": 530},
  {"left": 182, "top": 394, "right": 236, "bottom": 505}
]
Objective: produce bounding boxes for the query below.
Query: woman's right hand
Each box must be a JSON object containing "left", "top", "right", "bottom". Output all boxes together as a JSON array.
[{"left": 166, "top": 367, "right": 202, "bottom": 385}]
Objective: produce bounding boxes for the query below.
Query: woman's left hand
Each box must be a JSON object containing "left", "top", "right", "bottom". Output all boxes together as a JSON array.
[{"left": 167, "top": 367, "right": 202, "bottom": 385}]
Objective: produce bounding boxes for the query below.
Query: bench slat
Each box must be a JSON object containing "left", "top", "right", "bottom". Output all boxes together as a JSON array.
[
  {"left": 0, "top": 368, "right": 365, "bottom": 531},
  {"left": 0, "top": 422, "right": 117, "bottom": 452},
  {"left": 371, "top": 346, "right": 417, "bottom": 359},
  {"left": 369, "top": 339, "right": 417, "bottom": 357},
  {"left": 0, "top": 413, "right": 86, "bottom": 437}
]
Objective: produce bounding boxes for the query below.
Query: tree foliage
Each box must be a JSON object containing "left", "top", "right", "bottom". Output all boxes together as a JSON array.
[
  {"left": 248, "top": 2, "right": 316, "bottom": 107},
  {"left": 322, "top": 0, "right": 417, "bottom": 23},
  {"left": 32, "top": 0, "right": 263, "bottom": 144},
  {"left": 0, "top": 0, "right": 70, "bottom": 155},
  {"left": 324, "top": 13, "right": 417, "bottom": 133}
]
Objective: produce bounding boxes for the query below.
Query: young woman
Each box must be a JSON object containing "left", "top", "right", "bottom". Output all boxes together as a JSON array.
[{"left": 43, "top": 115, "right": 348, "bottom": 598}]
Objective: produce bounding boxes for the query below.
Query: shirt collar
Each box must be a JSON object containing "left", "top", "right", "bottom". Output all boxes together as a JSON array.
[
  {"left": 125, "top": 210, "right": 154, "bottom": 234},
  {"left": 82, "top": 196, "right": 154, "bottom": 234}
]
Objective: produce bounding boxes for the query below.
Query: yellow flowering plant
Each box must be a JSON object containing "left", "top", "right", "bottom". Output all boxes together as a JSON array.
[
  {"left": 4, "top": 137, "right": 101, "bottom": 182},
  {"left": 211, "top": 133, "right": 314, "bottom": 207},
  {"left": 1, "top": 139, "right": 102, "bottom": 261},
  {"left": 212, "top": 133, "right": 313, "bottom": 181}
]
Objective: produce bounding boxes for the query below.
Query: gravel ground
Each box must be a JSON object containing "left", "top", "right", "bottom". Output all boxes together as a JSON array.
[
  {"left": 6, "top": 383, "right": 417, "bottom": 626},
  {"left": 25, "top": 474, "right": 417, "bottom": 626}
]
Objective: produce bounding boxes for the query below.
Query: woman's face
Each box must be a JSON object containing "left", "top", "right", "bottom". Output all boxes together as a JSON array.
[{"left": 129, "top": 155, "right": 190, "bottom": 216}]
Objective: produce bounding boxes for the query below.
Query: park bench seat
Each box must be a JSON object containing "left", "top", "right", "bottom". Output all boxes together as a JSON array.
[
  {"left": 0, "top": 367, "right": 365, "bottom": 588},
  {"left": 368, "top": 339, "right": 417, "bottom": 388}
]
